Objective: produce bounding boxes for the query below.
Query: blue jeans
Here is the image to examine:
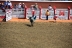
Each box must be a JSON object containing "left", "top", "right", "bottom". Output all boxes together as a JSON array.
[{"left": 46, "top": 16, "right": 48, "bottom": 20}]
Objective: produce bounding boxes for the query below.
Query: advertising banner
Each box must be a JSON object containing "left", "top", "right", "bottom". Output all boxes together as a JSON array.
[
  {"left": 55, "top": 9, "right": 68, "bottom": 20},
  {"left": 6, "top": 9, "right": 12, "bottom": 21}
]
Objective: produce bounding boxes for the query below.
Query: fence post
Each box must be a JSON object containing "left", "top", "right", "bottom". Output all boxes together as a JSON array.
[
  {"left": 39, "top": 6, "right": 41, "bottom": 19},
  {"left": 53, "top": 6, "right": 56, "bottom": 20},
  {"left": 68, "top": 6, "right": 70, "bottom": 20},
  {"left": 24, "top": 6, "right": 27, "bottom": 19}
]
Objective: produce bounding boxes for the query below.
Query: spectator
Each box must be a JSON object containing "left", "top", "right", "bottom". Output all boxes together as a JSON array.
[
  {"left": 31, "top": 3, "right": 38, "bottom": 10},
  {"left": 4, "top": 1, "right": 8, "bottom": 9},
  {"left": 48, "top": 5, "right": 53, "bottom": 10},
  {"left": 1, "top": 3, "right": 5, "bottom": 12},
  {"left": 14, "top": 4, "right": 18, "bottom": 9},
  {"left": 21, "top": 3, "right": 25, "bottom": 9},
  {"left": 1, "top": 3, "right": 4, "bottom": 8},
  {"left": 8, "top": 1, "right": 12, "bottom": 9},
  {"left": 18, "top": 2, "right": 22, "bottom": 9},
  {"left": 34, "top": 3, "right": 38, "bottom": 10},
  {"left": 45, "top": 10, "right": 50, "bottom": 20},
  {"left": 0, "top": 3, "right": 2, "bottom": 9},
  {"left": 31, "top": 5, "right": 34, "bottom": 10}
]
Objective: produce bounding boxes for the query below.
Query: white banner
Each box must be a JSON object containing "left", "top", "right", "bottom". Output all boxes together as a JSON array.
[{"left": 6, "top": 9, "right": 12, "bottom": 21}]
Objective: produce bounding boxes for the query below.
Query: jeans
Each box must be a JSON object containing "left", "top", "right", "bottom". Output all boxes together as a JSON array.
[{"left": 46, "top": 16, "right": 48, "bottom": 20}]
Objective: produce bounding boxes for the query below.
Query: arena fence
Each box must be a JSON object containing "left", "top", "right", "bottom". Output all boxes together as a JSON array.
[{"left": 0, "top": 6, "right": 72, "bottom": 22}]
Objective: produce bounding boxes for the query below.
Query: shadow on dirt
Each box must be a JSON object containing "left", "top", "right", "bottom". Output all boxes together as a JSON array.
[{"left": 25, "top": 24, "right": 31, "bottom": 27}]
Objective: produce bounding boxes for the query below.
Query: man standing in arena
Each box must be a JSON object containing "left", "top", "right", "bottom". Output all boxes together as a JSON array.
[{"left": 45, "top": 10, "right": 50, "bottom": 20}]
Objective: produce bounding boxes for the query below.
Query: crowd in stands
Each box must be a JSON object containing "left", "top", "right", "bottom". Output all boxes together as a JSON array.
[
  {"left": 14, "top": 2, "right": 39, "bottom": 10},
  {"left": 0, "top": 1, "right": 41, "bottom": 10},
  {"left": 0, "top": 1, "right": 40, "bottom": 12},
  {"left": 14, "top": 2, "right": 26, "bottom": 9},
  {"left": 0, "top": 1, "right": 12, "bottom": 12},
  {"left": 0, "top": 1, "right": 53, "bottom": 12}
]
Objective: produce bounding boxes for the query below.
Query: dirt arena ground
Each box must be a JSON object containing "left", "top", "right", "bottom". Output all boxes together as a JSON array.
[
  {"left": 0, "top": 18, "right": 72, "bottom": 48},
  {"left": 9, "top": 18, "right": 72, "bottom": 22}
]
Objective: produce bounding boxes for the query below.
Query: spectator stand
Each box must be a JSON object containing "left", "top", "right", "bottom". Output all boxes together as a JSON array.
[{"left": 54, "top": 7, "right": 68, "bottom": 20}]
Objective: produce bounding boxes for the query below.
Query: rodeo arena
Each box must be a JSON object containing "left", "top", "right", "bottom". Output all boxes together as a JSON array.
[
  {"left": 0, "top": 1, "right": 72, "bottom": 22},
  {"left": 0, "top": 0, "right": 72, "bottom": 48}
]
